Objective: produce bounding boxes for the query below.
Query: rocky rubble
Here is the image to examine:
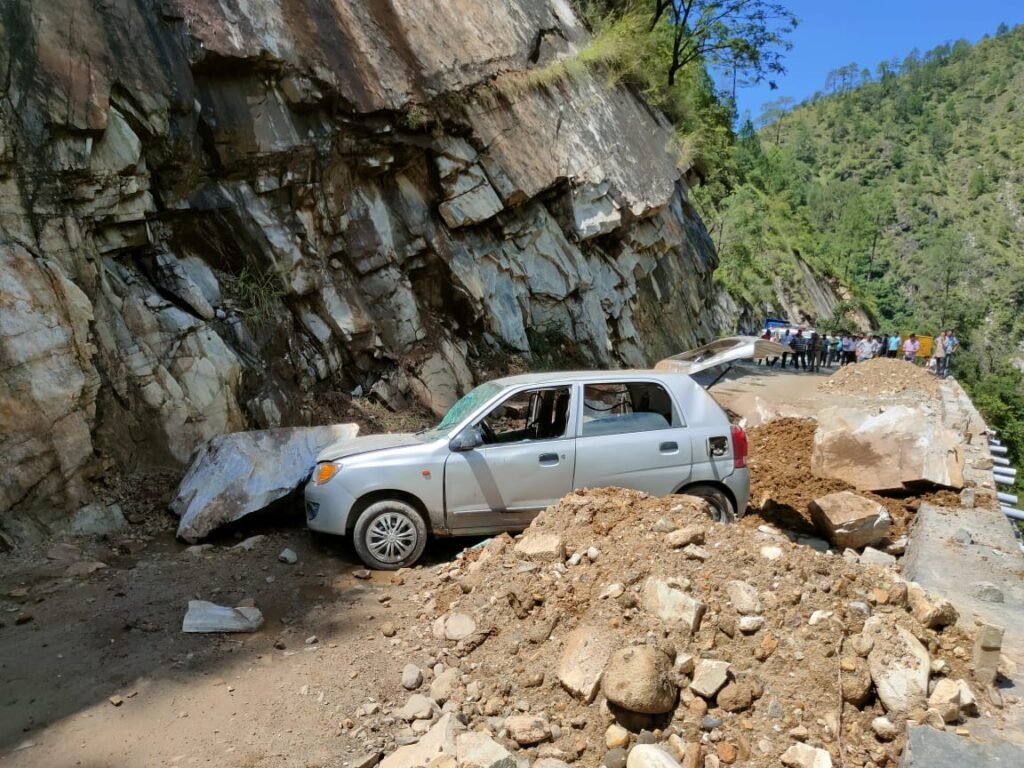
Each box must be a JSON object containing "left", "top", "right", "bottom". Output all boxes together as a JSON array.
[{"left": 366, "top": 488, "right": 1001, "bottom": 768}]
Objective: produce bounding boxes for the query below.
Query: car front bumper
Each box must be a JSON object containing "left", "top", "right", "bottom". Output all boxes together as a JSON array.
[{"left": 304, "top": 476, "right": 356, "bottom": 536}]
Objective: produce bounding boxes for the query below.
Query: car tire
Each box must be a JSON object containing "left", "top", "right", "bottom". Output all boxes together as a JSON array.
[
  {"left": 352, "top": 500, "right": 428, "bottom": 570},
  {"left": 681, "top": 485, "right": 737, "bottom": 524}
]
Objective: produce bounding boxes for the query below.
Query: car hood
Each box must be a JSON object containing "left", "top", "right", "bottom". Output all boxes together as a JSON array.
[
  {"left": 654, "top": 335, "right": 791, "bottom": 375},
  {"left": 316, "top": 432, "right": 424, "bottom": 462}
]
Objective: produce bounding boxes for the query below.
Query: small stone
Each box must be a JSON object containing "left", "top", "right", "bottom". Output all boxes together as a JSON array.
[
  {"left": 788, "top": 726, "right": 809, "bottom": 741},
  {"left": 601, "top": 583, "right": 625, "bottom": 599},
  {"left": 666, "top": 527, "right": 704, "bottom": 548},
  {"left": 604, "top": 747, "right": 628, "bottom": 768},
  {"left": 233, "top": 535, "right": 266, "bottom": 551},
  {"left": 14, "top": 613, "right": 33, "bottom": 626},
  {"left": 304, "top": 635, "right": 318, "bottom": 645},
  {"left": 927, "top": 678, "right": 961, "bottom": 723},
  {"left": 398, "top": 694, "right": 436, "bottom": 721},
  {"left": 871, "top": 716, "right": 897, "bottom": 741},
  {"left": 431, "top": 668, "right": 460, "bottom": 703},
  {"left": 382, "top": 623, "right": 397, "bottom": 638},
  {"left": 738, "top": 616, "right": 764, "bottom": 634},
  {"left": 717, "top": 682, "right": 755, "bottom": 713},
  {"left": 808, "top": 610, "right": 832, "bottom": 626},
  {"left": 625, "top": 744, "right": 683, "bottom": 768},
  {"left": 401, "top": 663, "right": 423, "bottom": 690},
  {"left": 505, "top": 714, "right": 550, "bottom": 746},
  {"left": 725, "top": 581, "right": 762, "bottom": 615},
  {"left": 587, "top": 546, "right": 601, "bottom": 561},
  {"left": 759, "top": 545, "right": 783, "bottom": 560},
  {"left": 437, "top": 613, "right": 476, "bottom": 641},
  {"left": 972, "top": 581, "right": 1004, "bottom": 603},
  {"left": 514, "top": 532, "right": 565, "bottom": 562},
  {"left": 690, "top": 660, "right": 730, "bottom": 700},
  {"left": 605, "top": 724, "right": 630, "bottom": 749},
  {"left": 353, "top": 569, "right": 371, "bottom": 579},
  {"left": 701, "top": 715, "right": 723, "bottom": 731},
  {"left": 859, "top": 547, "right": 897, "bottom": 567},
  {"left": 653, "top": 518, "right": 679, "bottom": 533},
  {"left": 278, "top": 547, "right": 298, "bottom": 564},
  {"left": 716, "top": 743, "right": 737, "bottom": 764},
  {"left": 109, "top": 695, "right": 124, "bottom": 707},
  {"left": 953, "top": 528, "right": 973, "bottom": 545},
  {"left": 682, "top": 545, "right": 709, "bottom": 561},
  {"left": 780, "top": 742, "right": 832, "bottom": 768}
]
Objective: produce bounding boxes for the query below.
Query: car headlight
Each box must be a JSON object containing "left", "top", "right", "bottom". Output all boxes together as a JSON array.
[{"left": 313, "top": 462, "right": 341, "bottom": 485}]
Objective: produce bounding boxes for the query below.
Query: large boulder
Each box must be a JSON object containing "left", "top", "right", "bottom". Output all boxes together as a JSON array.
[
  {"left": 809, "top": 491, "right": 892, "bottom": 549},
  {"left": 170, "top": 424, "right": 358, "bottom": 542},
  {"left": 811, "top": 406, "right": 964, "bottom": 492}
]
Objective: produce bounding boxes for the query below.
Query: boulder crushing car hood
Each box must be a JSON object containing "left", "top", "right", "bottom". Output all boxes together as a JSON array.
[
  {"left": 316, "top": 433, "right": 423, "bottom": 463},
  {"left": 654, "top": 336, "right": 791, "bottom": 376}
]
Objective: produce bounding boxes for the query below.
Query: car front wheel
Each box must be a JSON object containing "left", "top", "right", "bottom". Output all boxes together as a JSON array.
[
  {"left": 352, "top": 500, "right": 428, "bottom": 570},
  {"left": 681, "top": 485, "right": 737, "bottom": 524}
]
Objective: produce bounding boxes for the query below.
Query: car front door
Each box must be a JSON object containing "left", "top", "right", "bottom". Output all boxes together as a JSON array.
[
  {"left": 572, "top": 380, "right": 692, "bottom": 495},
  {"left": 444, "top": 385, "right": 576, "bottom": 532}
]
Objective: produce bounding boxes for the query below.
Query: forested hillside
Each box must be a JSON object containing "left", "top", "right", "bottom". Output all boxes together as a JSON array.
[{"left": 702, "top": 23, "right": 1024, "bottom": 468}]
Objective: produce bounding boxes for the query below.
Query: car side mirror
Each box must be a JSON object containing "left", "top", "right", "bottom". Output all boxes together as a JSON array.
[{"left": 449, "top": 426, "right": 483, "bottom": 452}]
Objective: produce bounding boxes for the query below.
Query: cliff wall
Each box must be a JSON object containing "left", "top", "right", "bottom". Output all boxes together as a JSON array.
[{"left": 0, "top": 0, "right": 719, "bottom": 543}]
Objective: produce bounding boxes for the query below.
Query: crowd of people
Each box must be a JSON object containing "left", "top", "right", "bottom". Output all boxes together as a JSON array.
[{"left": 759, "top": 328, "right": 959, "bottom": 377}]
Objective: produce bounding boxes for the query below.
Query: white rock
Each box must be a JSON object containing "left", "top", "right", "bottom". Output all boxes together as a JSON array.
[
  {"left": 864, "top": 616, "right": 930, "bottom": 714},
  {"left": 171, "top": 425, "right": 359, "bottom": 542},
  {"left": 871, "top": 716, "right": 897, "bottom": 741},
  {"left": 557, "top": 626, "right": 613, "bottom": 702},
  {"left": 432, "top": 612, "right": 477, "bottom": 641},
  {"left": 586, "top": 546, "right": 601, "bottom": 561},
  {"left": 430, "top": 668, "right": 460, "bottom": 702},
  {"left": 600, "top": 583, "right": 625, "bottom": 599},
  {"left": 625, "top": 744, "right": 682, "bottom": 768},
  {"left": 809, "top": 610, "right": 833, "bottom": 626},
  {"left": 725, "top": 581, "right": 762, "bottom": 615},
  {"left": 809, "top": 491, "right": 892, "bottom": 549},
  {"left": 682, "top": 544, "right": 709, "bottom": 561},
  {"left": 642, "top": 578, "right": 707, "bottom": 633},
  {"left": 760, "top": 545, "right": 784, "bottom": 560},
  {"left": 927, "top": 678, "right": 961, "bottom": 723},
  {"left": 278, "top": 547, "right": 298, "bottom": 564},
  {"left": 859, "top": 547, "right": 897, "bottom": 567},
  {"left": 401, "top": 663, "right": 423, "bottom": 691},
  {"left": 398, "top": 694, "right": 437, "bottom": 721},
  {"left": 781, "top": 742, "right": 832, "bottom": 768},
  {"left": 70, "top": 503, "right": 128, "bottom": 536},
  {"left": 689, "top": 659, "right": 730, "bottom": 699},
  {"left": 456, "top": 731, "right": 517, "bottom": 768},
  {"left": 738, "top": 616, "right": 764, "bottom": 634},
  {"left": 514, "top": 533, "right": 565, "bottom": 562},
  {"left": 379, "top": 712, "right": 464, "bottom": 768},
  {"left": 181, "top": 600, "right": 263, "bottom": 633}
]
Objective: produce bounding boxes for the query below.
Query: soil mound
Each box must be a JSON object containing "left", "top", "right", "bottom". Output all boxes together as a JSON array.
[
  {"left": 819, "top": 358, "right": 939, "bottom": 398},
  {"left": 391, "top": 488, "right": 988, "bottom": 767}
]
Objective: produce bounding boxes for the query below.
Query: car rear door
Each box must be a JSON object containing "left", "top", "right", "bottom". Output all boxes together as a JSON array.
[{"left": 572, "top": 379, "right": 692, "bottom": 495}]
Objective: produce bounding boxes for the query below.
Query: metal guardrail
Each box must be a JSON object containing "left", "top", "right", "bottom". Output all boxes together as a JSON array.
[{"left": 989, "top": 436, "right": 1022, "bottom": 525}]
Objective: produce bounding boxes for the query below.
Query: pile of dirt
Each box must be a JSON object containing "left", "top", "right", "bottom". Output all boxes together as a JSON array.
[
  {"left": 376, "top": 488, "right": 995, "bottom": 768},
  {"left": 819, "top": 358, "right": 939, "bottom": 399},
  {"left": 744, "top": 418, "right": 962, "bottom": 538}
]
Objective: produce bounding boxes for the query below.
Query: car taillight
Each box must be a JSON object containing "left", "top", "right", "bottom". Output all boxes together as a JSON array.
[{"left": 731, "top": 425, "right": 748, "bottom": 469}]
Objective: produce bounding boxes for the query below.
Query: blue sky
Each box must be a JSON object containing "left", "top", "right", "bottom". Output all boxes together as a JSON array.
[{"left": 731, "top": 0, "right": 1022, "bottom": 122}]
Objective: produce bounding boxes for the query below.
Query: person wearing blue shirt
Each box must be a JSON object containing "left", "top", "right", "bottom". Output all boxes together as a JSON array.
[
  {"left": 940, "top": 330, "right": 959, "bottom": 378},
  {"left": 887, "top": 334, "right": 900, "bottom": 358}
]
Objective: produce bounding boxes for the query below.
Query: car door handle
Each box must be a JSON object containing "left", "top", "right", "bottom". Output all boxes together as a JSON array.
[
  {"left": 538, "top": 453, "right": 559, "bottom": 466},
  {"left": 660, "top": 441, "right": 679, "bottom": 453}
]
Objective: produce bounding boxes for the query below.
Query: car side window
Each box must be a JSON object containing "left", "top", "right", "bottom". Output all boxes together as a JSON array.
[
  {"left": 581, "top": 382, "right": 676, "bottom": 437},
  {"left": 477, "top": 386, "right": 572, "bottom": 445}
]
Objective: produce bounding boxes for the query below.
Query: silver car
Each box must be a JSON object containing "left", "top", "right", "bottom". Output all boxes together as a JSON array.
[{"left": 305, "top": 338, "right": 783, "bottom": 569}]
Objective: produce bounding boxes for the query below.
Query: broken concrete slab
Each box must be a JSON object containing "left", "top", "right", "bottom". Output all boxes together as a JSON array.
[
  {"left": 900, "top": 723, "right": 1024, "bottom": 767},
  {"left": 641, "top": 578, "right": 706, "bottom": 633},
  {"left": 379, "top": 712, "right": 464, "bottom": 768},
  {"left": 809, "top": 491, "right": 891, "bottom": 549},
  {"left": 557, "top": 626, "right": 614, "bottom": 703},
  {"left": 812, "top": 405, "right": 964, "bottom": 492},
  {"left": 170, "top": 424, "right": 359, "bottom": 542},
  {"left": 181, "top": 600, "right": 264, "bottom": 633}
]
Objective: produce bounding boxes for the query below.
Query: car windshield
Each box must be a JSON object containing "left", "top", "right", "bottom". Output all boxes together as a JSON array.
[{"left": 419, "top": 381, "right": 507, "bottom": 439}]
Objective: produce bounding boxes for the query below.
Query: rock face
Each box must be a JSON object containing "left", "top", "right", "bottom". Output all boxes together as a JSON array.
[
  {"left": 810, "top": 492, "right": 892, "bottom": 549},
  {"left": 812, "top": 406, "right": 964, "bottom": 492},
  {"left": 0, "top": 0, "right": 720, "bottom": 543},
  {"left": 170, "top": 424, "right": 359, "bottom": 541}
]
